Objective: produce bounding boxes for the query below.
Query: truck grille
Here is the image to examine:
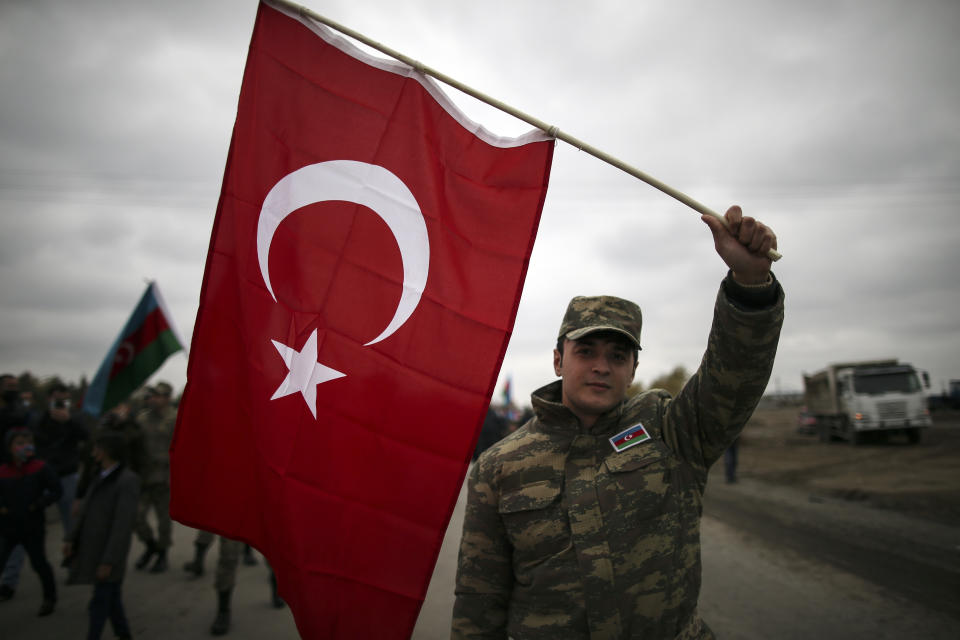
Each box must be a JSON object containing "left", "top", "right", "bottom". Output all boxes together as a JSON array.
[{"left": 877, "top": 401, "right": 907, "bottom": 420}]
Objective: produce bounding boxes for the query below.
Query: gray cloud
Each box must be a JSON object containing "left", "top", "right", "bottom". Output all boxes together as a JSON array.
[{"left": 0, "top": 0, "right": 957, "bottom": 403}]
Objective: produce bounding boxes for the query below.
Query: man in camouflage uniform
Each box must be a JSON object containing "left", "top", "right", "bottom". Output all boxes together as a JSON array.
[
  {"left": 133, "top": 382, "right": 177, "bottom": 573},
  {"left": 186, "top": 531, "right": 243, "bottom": 635},
  {"left": 183, "top": 530, "right": 284, "bottom": 635},
  {"left": 452, "top": 206, "right": 784, "bottom": 639}
]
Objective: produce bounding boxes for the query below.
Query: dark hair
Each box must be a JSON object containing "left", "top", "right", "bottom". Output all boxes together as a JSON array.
[
  {"left": 5, "top": 426, "right": 32, "bottom": 451},
  {"left": 50, "top": 383, "right": 69, "bottom": 395},
  {"left": 95, "top": 432, "right": 128, "bottom": 465}
]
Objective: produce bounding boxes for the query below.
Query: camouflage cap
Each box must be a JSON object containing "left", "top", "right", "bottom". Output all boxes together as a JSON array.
[
  {"left": 558, "top": 295, "right": 643, "bottom": 350},
  {"left": 148, "top": 381, "right": 173, "bottom": 397}
]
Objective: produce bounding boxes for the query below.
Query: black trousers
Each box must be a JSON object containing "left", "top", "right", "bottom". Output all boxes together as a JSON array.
[
  {"left": 0, "top": 529, "right": 56, "bottom": 602},
  {"left": 87, "top": 580, "right": 131, "bottom": 640}
]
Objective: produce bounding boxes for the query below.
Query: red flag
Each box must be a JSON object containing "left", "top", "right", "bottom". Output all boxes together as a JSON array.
[{"left": 170, "top": 2, "right": 553, "bottom": 638}]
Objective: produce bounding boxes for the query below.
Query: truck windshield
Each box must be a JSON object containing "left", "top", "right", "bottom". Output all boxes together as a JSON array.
[{"left": 853, "top": 372, "right": 920, "bottom": 394}]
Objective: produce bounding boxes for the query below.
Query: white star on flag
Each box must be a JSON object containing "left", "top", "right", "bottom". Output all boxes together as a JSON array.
[{"left": 270, "top": 329, "right": 345, "bottom": 418}]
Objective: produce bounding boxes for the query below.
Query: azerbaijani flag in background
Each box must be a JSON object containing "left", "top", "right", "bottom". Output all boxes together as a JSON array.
[{"left": 83, "top": 281, "right": 185, "bottom": 416}]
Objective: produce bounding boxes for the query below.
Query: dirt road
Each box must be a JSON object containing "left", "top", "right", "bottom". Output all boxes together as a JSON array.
[
  {"left": 3, "top": 407, "right": 958, "bottom": 638},
  {"left": 701, "top": 474, "right": 959, "bottom": 639}
]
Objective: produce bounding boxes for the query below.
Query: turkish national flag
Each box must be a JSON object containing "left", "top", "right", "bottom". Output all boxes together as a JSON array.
[{"left": 170, "top": 1, "right": 553, "bottom": 638}]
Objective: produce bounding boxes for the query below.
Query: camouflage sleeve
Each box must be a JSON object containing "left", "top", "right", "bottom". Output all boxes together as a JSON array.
[
  {"left": 660, "top": 274, "right": 784, "bottom": 483},
  {"left": 451, "top": 458, "right": 512, "bottom": 639}
]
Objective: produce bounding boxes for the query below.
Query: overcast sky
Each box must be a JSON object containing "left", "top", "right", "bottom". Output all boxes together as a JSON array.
[{"left": 1, "top": 0, "right": 958, "bottom": 407}]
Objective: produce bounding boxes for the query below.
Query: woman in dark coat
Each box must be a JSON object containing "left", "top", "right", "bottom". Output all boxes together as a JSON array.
[{"left": 64, "top": 432, "right": 140, "bottom": 640}]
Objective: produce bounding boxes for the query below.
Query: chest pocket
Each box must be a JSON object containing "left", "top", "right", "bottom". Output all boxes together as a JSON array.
[
  {"left": 498, "top": 479, "right": 568, "bottom": 557},
  {"left": 601, "top": 440, "right": 675, "bottom": 524}
]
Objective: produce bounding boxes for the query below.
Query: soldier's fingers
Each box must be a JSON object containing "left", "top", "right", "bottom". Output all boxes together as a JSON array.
[
  {"left": 737, "top": 216, "right": 757, "bottom": 245},
  {"left": 748, "top": 222, "right": 769, "bottom": 252},
  {"left": 724, "top": 205, "right": 743, "bottom": 234}
]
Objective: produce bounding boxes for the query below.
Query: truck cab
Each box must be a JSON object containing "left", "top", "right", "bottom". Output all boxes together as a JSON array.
[{"left": 838, "top": 363, "right": 931, "bottom": 443}]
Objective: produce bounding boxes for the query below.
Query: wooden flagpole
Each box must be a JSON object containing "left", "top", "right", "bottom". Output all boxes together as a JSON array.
[{"left": 269, "top": 0, "right": 782, "bottom": 261}]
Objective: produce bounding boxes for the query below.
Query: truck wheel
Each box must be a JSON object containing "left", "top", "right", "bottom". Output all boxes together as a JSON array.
[
  {"left": 818, "top": 423, "right": 830, "bottom": 443},
  {"left": 907, "top": 428, "right": 921, "bottom": 444},
  {"left": 850, "top": 430, "right": 862, "bottom": 446}
]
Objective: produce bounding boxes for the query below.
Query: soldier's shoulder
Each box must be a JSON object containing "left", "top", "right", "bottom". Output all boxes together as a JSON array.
[
  {"left": 626, "top": 388, "right": 672, "bottom": 414},
  {"left": 473, "top": 423, "right": 541, "bottom": 474},
  {"left": 485, "top": 419, "right": 543, "bottom": 456}
]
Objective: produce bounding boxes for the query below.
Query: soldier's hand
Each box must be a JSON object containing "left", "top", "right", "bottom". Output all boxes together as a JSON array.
[
  {"left": 702, "top": 206, "right": 776, "bottom": 284},
  {"left": 96, "top": 564, "right": 111, "bottom": 581}
]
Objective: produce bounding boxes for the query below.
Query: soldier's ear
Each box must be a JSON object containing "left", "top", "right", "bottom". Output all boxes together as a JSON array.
[{"left": 553, "top": 348, "right": 563, "bottom": 376}]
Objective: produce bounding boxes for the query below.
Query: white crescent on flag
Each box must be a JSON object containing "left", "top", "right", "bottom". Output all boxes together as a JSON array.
[{"left": 256, "top": 160, "right": 430, "bottom": 346}]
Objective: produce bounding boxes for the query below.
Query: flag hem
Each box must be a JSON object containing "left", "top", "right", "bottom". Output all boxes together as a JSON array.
[{"left": 263, "top": 0, "right": 553, "bottom": 150}]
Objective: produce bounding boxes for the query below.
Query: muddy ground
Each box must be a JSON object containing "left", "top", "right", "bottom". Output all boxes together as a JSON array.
[{"left": 731, "top": 404, "right": 960, "bottom": 527}]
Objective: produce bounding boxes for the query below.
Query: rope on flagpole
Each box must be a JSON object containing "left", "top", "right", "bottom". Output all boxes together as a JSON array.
[{"left": 272, "top": 0, "right": 782, "bottom": 262}]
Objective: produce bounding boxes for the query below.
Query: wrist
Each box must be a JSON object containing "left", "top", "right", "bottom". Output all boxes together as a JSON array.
[{"left": 731, "top": 270, "right": 772, "bottom": 287}]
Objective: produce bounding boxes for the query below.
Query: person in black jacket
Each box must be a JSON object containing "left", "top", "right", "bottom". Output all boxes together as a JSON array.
[
  {"left": 33, "top": 384, "right": 89, "bottom": 536},
  {"left": 0, "top": 427, "right": 62, "bottom": 616}
]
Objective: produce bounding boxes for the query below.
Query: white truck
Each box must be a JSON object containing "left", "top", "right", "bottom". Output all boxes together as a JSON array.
[{"left": 802, "top": 359, "right": 932, "bottom": 444}]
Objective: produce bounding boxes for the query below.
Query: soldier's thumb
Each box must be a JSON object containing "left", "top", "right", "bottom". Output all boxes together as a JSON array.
[{"left": 701, "top": 214, "right": 727, "bottom": 240}]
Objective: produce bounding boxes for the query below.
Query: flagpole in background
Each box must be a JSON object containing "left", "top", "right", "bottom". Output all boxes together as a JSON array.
[{"left": 270, "top": 0, "right": 782, "bottom": 262}]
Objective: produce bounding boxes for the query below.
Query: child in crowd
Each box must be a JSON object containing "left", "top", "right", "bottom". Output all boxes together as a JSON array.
[{"left": 0, "top": 426, "right": 61, "bottom": 616}]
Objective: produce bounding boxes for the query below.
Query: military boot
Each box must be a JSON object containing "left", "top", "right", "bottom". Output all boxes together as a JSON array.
[
  {"left": 134, "top": 541, "right": 158, "bottom": 570},
  {"left": 184, "top": 541, "right": 210, "bottom": 577},
  {"left": 149, "top": 549, "right": 168, "bottom": 573},
  {"left": 210, "top": 588, "right": 232, "bottom": 636}
]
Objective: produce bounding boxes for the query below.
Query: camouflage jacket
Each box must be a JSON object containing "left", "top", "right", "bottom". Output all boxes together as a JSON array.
[
  {"left": 136, "top": 405, "right": 176, "bottom": 486},
  {"left": 453, "top": 280, "right": 784, "bottom": 639}
]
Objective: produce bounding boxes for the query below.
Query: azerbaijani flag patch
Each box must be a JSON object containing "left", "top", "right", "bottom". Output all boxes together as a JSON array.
[{"left": 609, "top": 422, "right": 651, "bottom": 452}]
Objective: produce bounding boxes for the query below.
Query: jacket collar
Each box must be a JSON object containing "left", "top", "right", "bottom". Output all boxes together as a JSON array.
[
  {"left": 92, "top": 463, "right": 125, "bottom": 490},
  {"left": 530, "top": 380, "right": 627, "bottom": 436}
]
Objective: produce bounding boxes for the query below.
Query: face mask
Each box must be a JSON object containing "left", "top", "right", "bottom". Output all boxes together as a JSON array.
[{"left": 12, "top": 443, "right": 34, "bottom": 463}]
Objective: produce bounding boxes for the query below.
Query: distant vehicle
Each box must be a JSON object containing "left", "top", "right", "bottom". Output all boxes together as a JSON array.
[
  {"left": 802, "top": 359, "right": 932, "bottom": 445},
  {"left": 927, "top": 379, "right": 960, "bottom": 411},
  {"left": 796, "top": 406, "right": 817, "bottom": 434}
]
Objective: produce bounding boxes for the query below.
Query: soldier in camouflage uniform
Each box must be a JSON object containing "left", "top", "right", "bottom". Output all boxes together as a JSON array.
[
  {"left": 453, "top": 206, "right": 783, "bottom": 639},
  {"left": 193, "top": 531, "right": 243, "bottom": 636},
  {"left": 182, "top": 530, "right": 284, "bottom": 635},
  {"left": 133, "top": 382, "right": 177, "bottom": 573}
]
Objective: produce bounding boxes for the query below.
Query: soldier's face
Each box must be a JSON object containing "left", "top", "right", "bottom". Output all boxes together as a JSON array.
[
  {"left": 147, "top": 393, "right": 168, "bottom": 410},
  {"left": 554, "top": 333, "right": 636, "bottom": 426}
]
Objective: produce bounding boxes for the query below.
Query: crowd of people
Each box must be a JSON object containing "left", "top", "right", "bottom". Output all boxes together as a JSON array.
[{"left": 0, "top": 375, "right": 283, "bottom": 639}]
